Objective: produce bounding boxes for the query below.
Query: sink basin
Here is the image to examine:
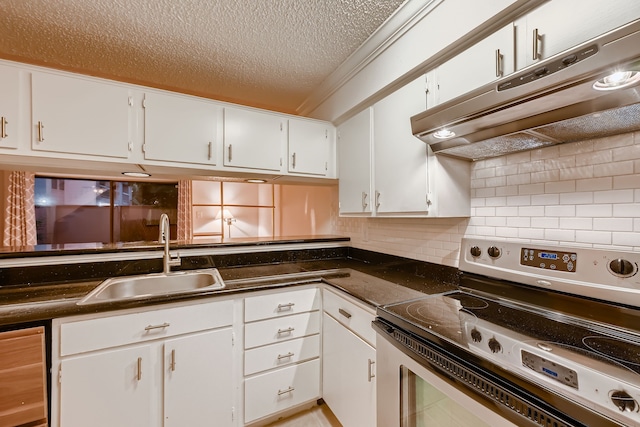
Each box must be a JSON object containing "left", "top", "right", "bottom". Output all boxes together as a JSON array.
[{"left": 78, "top": 268, "right": 226, "bottom": 305}]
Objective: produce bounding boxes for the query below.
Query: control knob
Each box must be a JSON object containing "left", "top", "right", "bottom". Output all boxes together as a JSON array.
[
  {"left": 610, "top": 390, "right": 637, "bottom": 413},
  {"left": 470, "top": 246, "right": 481, "bottom": 258},
  {"left": 487, "top": 246, "right": 501, "bottom": 259},
  {"left": 488, "top": 337, "right": 502, "bottom": 354},
  {"left": 609, "top": 258, "right": 636, "bottom": 278},
  {"left": 470, "top": 328, "right": 482, "bottom": 343}
]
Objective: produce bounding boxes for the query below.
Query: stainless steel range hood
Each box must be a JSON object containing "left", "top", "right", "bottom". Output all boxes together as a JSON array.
[{"left": 411, "top": 19, "right": 640, "bottom": 161}]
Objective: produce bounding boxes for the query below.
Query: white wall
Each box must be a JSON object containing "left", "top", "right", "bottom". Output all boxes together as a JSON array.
[{"left": 335, "top": 131, "right": 640, "bottom": 267}]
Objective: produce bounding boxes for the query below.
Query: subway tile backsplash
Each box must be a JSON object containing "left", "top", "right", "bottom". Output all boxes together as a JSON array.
[{"left": 335, "top": 130, "right": 640, "bottom": 267}]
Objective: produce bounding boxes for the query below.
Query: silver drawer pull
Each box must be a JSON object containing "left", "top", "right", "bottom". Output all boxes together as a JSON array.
[
  {"left": 277, "top": 327, "right": 295, "bottom": 335},
  {"left": 277, "top": 352, "right": 294, "bottom": 360},
  {"left": 368, "top": 359, "right": 376, "bottom": 382},
  {"left": 145, "top": 322, "right": 170, "bottom": 331},
  {"left": 277, "top": 302, "right": 295, "bottom": 312},
  {"left": 277, "top": 386, "right": 295, "bottom": 396},
  {"left": 338, "top": 308, "right": 352, "bottom": 319}
]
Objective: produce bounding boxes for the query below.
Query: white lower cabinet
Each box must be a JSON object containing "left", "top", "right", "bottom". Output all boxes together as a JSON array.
[
  {"left": 243, "top": 287, "right": 321, "bottom": 425},
  {"left": 51, "top": 299, "right": 235, "bottom": 427},
  {"left": 322, "top": 289, "right": 376, "bottom": 427},
  {"left": 59, "top": 344, "right": 153, "bottom": 427}
]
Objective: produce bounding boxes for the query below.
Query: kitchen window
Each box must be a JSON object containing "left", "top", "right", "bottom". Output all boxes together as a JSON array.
[{"left": 34, "top": 177, "right": 178, "bottom": 244}]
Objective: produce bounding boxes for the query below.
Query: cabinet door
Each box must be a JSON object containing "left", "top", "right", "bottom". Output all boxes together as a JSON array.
[
  {"left": 164, "top": 328, "right": 233, "bottom": 427},
  {"left": 288, "top": 119, "right": 332, "bottom": 176},
  {"left": 337, "top": 108, "right": 372, "bottom": 215},
  {"left": 223, "top": 107, "right": 284, "bottom": 171},
  {"left": 59, "top": 345, "right": 153, "bottom": 427},
  {"left": 373, "top": 76, "right": 429, "bottom": 215},
  {"left": 143, "top": 92, "right": 219, "bottom": 165},
  {"left": 436, "top": 24, "right": 515, "bottom": 105},
  {"left": 521, "top": 0, "right": 640, "bottom": 68},
  {"left": 0, "top": 327, "right": 47, "bottom": 427},
  {"left": 31, "top": 71, "right": 131, "bottom": 158},
  {"left": 0, "top": 64, "right": 20, "bottom": 150},
  {"left": 322, "top": 313, "right": 375, "bottom": 427}
]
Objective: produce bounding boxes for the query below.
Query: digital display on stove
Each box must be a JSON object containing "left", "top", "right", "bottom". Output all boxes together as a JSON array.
[{"left": 521, "top": 248, "right": 577, "bottom": 272}]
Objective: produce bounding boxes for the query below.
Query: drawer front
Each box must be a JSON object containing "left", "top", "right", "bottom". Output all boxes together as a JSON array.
[
  {"left": 244, "top": 311, "right": 320, "bottom": 349},
  {"left": 244, "top": 358, "right": 320, "bottom": 423},
  {"left": 244, "top": 334, "right": 320, "bottom": 376},
  {"left": 244, "top": 288, "right": 319, "bottom": 322},
  {"left": 323, "top": 288, "right": 376, "bottom": 347},
  {"left": 60, "top": 299, "right": 233, "bottom": 356}
]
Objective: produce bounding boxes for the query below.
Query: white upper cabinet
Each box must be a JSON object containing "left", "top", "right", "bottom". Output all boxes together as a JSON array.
[
  {"left": 373, "top": 76, "right": 429, "bottom": 215},
  {"left": 143, "top": 91, "right": 219, "bottom": 165},
  {"left": 288, "top": 119, "right": 333, "bottom": 176},
  {"left": 338, "top": 77, "right": 470, "bottom": 218},
  {"left": 337, "top": 108, "right": 373, "bottom": 215},
  {"left": 0, "top": 64, "right": 20, "bottom": 150},
  {"left": 518, "top": 0, "right": 640, "bottom": 69},
  {"left": 433, "top": 24, "right": 515, "bottom": 106},
  {"left": 223, "top": 107, "right": 285, "bottom": 172},
  {"left": 31, "top": 71, "right": 131, "bottom": 159}
]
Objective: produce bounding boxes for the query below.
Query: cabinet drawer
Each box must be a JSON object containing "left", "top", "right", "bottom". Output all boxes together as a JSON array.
[
  {"left": 244, "top": 311, "right": 320, "bottom": 349},
  {"left": 244, "top": 334, "right": 320, "bottom": 376},
  {"left": 59, "top": 299, "right": 233, "bottom": 356},
  {"left": 244, "top": 358, "right": 320, "bottom": 423},
  {"left": 323, "top": 288, "right": 376, "bottom": 347},
  {"left": 244, "top": 288, "right": 319, "bottom": 322}
]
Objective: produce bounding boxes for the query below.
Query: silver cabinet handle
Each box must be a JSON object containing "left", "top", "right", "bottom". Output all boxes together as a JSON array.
[
  {"left": 368, "top": 359, "right": 375, "bottom": 382},
  {"left": 0, "top": 116, "right": 7, "bottom": 139},
  {"left": 145, "top": 322, "right": 170, "bottom": 331},
  {"left": 277, "top": 352, "right": 294, "bottom": 360},
  {"left": 37, "top": 121, "right": 45, "bottom": 142},
  {"left": 208, "top": 141, "right": 213, "bottom": 160},
  {"left": 278, "top": 386, "right": 295, "bottom": 396},
  {"left": 277, "top": 327, "right": 295, "bottom": 335},
  {"left": 375, "top": 191, "right": 381, "bottom": 209},
  {"left": 228, "top": 144, "right": 232, "bottom": 162},
  {"left": 137, "top": 357, "right": 142, "bottom": 381},
  {"left": 361, "top": 191, "right": 368, "bottom": 209},
  {"left": 532, "top": 28, "right": 540, "bottom": 61},
  {"left": 495, "top": 48, "right": 502, "bottom": 77},
  {"left": 170, "top": 349, "right": 176, "bottom": 371},
  {"left": 338, "top": 308, "right": 352, "bottom": 319},
  {"left": 292, "top": 152, "right": 296, "bottom": 169},
  {"left": 277, "top": 302, "right": 295, "bottom": 312}
]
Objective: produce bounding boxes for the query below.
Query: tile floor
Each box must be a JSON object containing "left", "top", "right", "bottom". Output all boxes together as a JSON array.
[{"left": 265, "top": 403, "right": 342, "bottom": 427}]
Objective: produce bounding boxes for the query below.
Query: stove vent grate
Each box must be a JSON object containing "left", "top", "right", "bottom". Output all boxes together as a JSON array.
[{"left": 393, "top": 329, "right": 578, "bottom": 427}]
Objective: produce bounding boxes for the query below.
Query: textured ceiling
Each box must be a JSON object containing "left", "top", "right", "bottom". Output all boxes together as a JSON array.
[{"left": 0, "top": 0, "right": 406, "bottom": 114}]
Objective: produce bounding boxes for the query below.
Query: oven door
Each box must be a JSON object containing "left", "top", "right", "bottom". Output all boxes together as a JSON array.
[{"left": 376, "top": 334, "right": 517, "bottom": 427}]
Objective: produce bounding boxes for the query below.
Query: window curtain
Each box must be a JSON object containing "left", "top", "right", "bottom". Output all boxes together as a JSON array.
[
  {"left": 3, "top": 171, "right": 37, "bottom": 247},
  {"left": 177, "top": 180, "right": 193, "bottom": 241}
]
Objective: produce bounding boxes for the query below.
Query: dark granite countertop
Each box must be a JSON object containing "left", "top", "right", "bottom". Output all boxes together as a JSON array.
[{"left": 0, "top": 248, "right": 459, "bottom": 327}]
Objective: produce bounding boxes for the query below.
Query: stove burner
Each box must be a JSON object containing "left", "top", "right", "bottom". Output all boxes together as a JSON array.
[
  {"left": 582, "top": 336, "right": 640, "bottom": 367},
  {"left": 455, "top": 294, "right": 489, "bottom": 310}
]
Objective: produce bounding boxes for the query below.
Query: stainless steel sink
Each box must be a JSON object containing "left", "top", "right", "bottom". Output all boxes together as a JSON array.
[{"left": 78, "top": 268, "right": 225, "bottom": 305}]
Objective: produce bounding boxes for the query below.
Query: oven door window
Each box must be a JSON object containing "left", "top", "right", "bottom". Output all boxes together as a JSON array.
[{"left": 401, "top": 366, "right": 492, "bottom": 427}]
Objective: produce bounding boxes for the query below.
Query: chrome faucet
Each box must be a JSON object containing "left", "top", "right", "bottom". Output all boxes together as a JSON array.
[{"left": 159, "top": 213, "right": 181, "bottom": 274}]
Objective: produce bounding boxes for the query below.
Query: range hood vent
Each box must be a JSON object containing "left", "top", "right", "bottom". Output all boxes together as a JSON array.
[{"left": 411, "top": 19, "right": 640, "bottom": 161}]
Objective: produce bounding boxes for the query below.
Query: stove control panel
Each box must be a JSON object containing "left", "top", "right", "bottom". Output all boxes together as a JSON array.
[
  {"left": 521, "top": 248, "right": 577, "bottom": 272},
  {"left": 522, "top": 349, "right": 579, "bottom": 389}
]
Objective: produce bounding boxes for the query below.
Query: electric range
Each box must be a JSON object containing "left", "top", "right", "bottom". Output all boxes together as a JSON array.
[{"left": 375, "top": 237, "right": 640, "bottom": 427}]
